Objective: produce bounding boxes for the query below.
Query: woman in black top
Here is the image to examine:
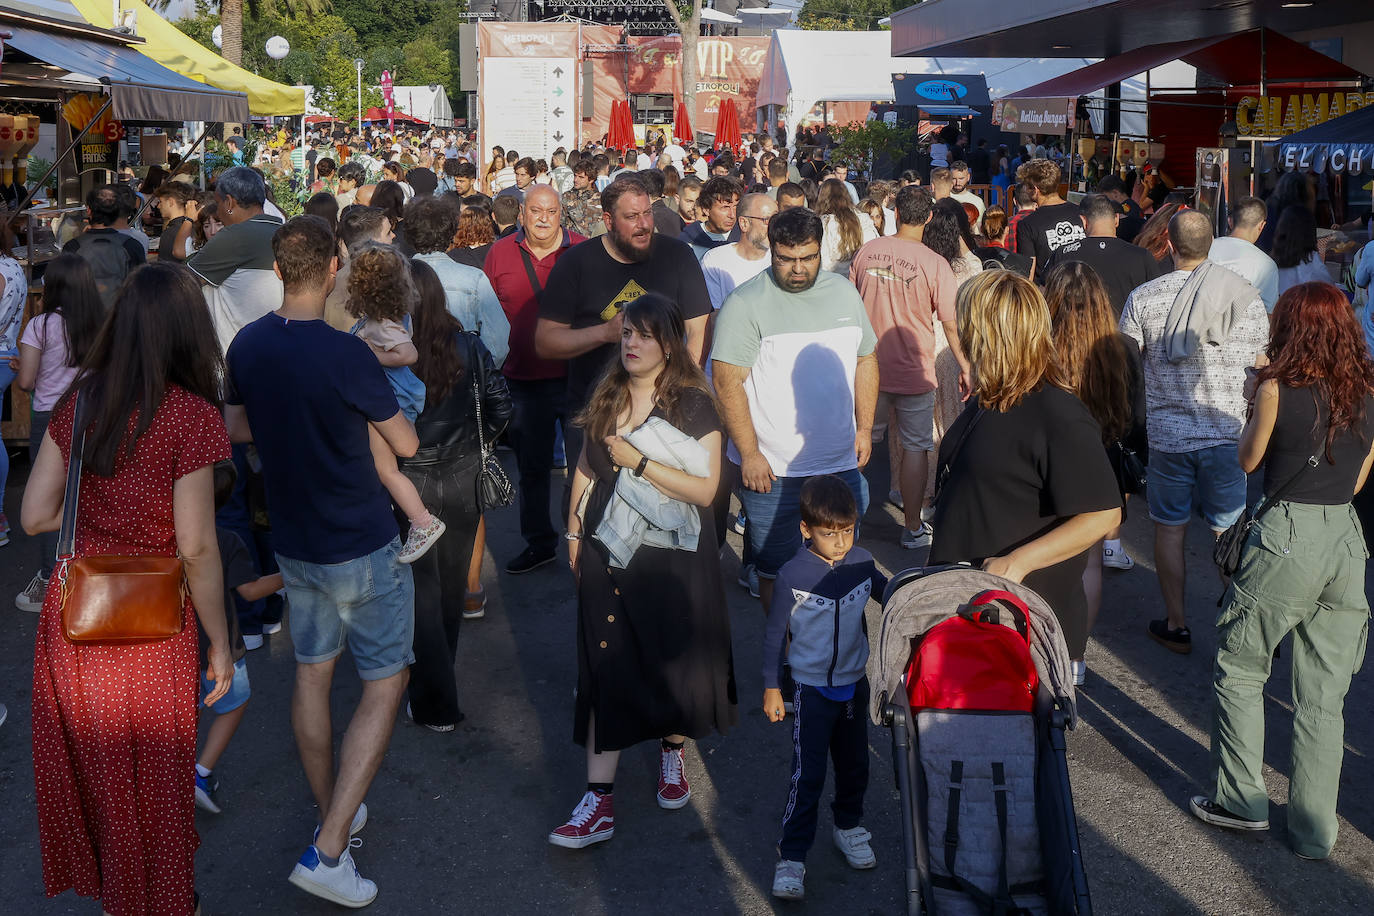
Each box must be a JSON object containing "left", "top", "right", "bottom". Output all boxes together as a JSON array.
[
  {"left": 929, "top": 271, "right": 1122, "bottom": 660},
  {"left": 401, "top": 259, "right": 511, "bottom": 731},
  {"left": 1191, "top": 281, "right": 1374, "bottom": 858},
  {"left": 1045, "top": 261, "right": 1146, "bottom": 683}
]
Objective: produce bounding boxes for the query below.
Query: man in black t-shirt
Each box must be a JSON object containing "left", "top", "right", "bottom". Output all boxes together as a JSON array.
[
  {"left": 1013, "top": 158, "right": 1084, "bottom": 280},
  {"left": 1044, "top": 194, "right": 1163, "bottom": 314},
  {"left": 536, "top": 176, "right": 711, "bottom": 474},
  {"left": 1097, "top": 174, "right": 1145, "bottom": 241}
]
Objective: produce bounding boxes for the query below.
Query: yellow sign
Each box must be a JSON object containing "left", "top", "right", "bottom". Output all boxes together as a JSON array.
[{"left": 1236, "top": 92, "right": 1369, "bottom": 137}]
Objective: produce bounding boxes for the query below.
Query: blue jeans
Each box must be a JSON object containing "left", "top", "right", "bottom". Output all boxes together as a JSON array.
[
  {"left": 736, "top": 467, "right": 869, "bottom": 577},
  {"left": 276, "top": 536, "right": 416, "bottom": 680},
  {"left": 1147, "top": 444, "right": 1247, "bottom": 532}
]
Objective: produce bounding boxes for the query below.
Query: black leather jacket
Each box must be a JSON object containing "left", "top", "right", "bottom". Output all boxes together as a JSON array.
[{"left": 405, "top": 331, "right": 513, "bottom": 468}]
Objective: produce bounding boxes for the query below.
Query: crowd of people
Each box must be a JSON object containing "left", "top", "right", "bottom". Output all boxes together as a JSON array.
[{"left": 2, "top": 118, "right": 1373, "bottom": 914}]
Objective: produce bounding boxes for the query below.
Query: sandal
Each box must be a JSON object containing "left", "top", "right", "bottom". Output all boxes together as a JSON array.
[{"left": 463, "top": 588, "right": 487, "bottom": 620}]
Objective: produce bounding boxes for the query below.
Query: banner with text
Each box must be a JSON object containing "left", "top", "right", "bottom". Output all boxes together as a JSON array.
[{"left": 993, "top": 97, "right": 1075, "bottom": 134}]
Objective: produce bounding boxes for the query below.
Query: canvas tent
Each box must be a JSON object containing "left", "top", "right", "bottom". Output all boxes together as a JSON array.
[
  {"left": 754, "top": 30, "right": 1110, "bottom": 144},
  {"left": 69, "top": 0, "right": 306, "bottom": 115},
  {"left": 391, "top": 86, "right": 455, "bottom": 128},
  {"left": 1279, "top": 103, "right": 1374, "bottom": 173}
]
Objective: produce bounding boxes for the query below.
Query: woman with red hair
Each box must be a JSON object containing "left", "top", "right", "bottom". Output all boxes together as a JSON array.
[{"left": 1191, "top": 281, "right": 1374, "bottom": 859}]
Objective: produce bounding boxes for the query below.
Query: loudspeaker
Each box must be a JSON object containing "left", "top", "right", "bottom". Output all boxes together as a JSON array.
[{"left": 459, "top": 24, "right": 478, "bottom": 92}]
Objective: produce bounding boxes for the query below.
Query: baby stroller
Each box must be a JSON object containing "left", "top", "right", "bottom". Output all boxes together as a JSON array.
[{"left": 868, "top": 566, "right": 1092, "bottom": 916}]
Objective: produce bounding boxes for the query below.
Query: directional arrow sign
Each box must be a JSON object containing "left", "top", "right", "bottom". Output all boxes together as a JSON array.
[
  {"left": 553, "top": 67, "right": 564, "bottom": 77},
  {"left": 553, "top": 86, "right": 564, "bottom": 97},
  {"left": 552, "top": 107, "right": 564, "bottom": 118},
  {"left": 553, "top": 131, "right": 564, "bottom": 142}
]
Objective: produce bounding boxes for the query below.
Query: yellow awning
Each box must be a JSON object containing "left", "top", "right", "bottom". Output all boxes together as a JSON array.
[{"left": 71, "top": 0, "right": 305, "bottom": 116}]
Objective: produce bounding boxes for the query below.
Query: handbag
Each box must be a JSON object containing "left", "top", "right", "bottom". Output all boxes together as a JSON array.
[
  {"left": 1113, "top": 440, "right": 1148, "bottom": 495},
  {"left": 932, "top": 405, "right": 984, "bottom": 509},
  {"left": 1213, "top": 454, "right": 1317, "bottom": 577},
  {"left": 472, "top": 365, "right": 515, "bottom": 510},
  {"left": 55, "top": 395, "right": 186, "bottom": 645}
]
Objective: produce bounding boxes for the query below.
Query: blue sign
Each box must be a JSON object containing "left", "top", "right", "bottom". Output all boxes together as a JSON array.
[{"left": 914, "top": 79, "right": 968, "bottom": 102}]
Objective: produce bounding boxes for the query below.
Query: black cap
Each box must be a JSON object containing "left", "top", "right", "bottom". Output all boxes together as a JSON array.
[{"left": 1096, "top": 174, "right": 1126, "bottom": 194}]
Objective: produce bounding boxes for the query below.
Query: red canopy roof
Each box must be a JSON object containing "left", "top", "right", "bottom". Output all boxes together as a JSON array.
[
  {"left": 361, "top": 107, "right": 429, "bottom": 125},
  {"left": 1003, "top": 28, "right": 1364, "bottom": 101}
]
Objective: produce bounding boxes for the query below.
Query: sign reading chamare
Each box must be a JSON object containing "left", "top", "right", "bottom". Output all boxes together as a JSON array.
[{"left": 1235, "top": 91, "right": 1370, "bottom": 137}]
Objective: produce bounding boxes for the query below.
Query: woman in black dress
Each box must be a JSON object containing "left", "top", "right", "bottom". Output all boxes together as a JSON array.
[
  {"left": 929, "top": 270, "right": 1122, "bottom": 659},
  {"left": 549, "top": 293, "right": 737, "bottom": 850}
]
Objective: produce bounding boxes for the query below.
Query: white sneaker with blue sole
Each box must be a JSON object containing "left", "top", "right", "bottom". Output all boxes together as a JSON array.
[{"left": 288, "top": 839, "right": 377, "bottom": 908}]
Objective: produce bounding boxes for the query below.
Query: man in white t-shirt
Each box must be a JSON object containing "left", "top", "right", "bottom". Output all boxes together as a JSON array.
[
  {"left": 948, "top": 161, "right": 986, "bottom": 225},
  {"left": 1208, "top": 195, "right": 1279, "bottom": 312},
  {"left": 701, "top": 192, "right": 777, "bottom": 309}
]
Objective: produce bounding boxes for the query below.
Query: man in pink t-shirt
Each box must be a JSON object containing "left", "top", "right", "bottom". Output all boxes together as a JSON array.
[{"left": 850, "top": 185, "right": 969, "bottom": 549}]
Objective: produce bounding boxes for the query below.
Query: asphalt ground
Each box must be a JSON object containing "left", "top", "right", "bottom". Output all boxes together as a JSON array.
[{"left": 1, "top": 444, "right": 1372, "bottom": 916}]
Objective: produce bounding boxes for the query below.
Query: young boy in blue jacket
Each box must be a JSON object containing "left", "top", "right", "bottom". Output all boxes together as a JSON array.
[{"left": 763, "top": 474, "right": 887, "bottom": 900}]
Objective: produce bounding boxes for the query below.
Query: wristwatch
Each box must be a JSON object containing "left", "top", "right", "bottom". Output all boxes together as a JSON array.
[{"left": 564, "top": 531, "right": 583, "bottom": 541}]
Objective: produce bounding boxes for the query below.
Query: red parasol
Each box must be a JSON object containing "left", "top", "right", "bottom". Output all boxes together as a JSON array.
[
  {"left": 619, "top": 99, "right": 637, "bottom": 152},
  {"left": 713, "top": 99, "right": 741, "bottom": 152},
  {"left": 608, "top": 99, "right": 636, "bottom": 152},
  {"left": 605, "top": 99, "right": 620, "bottom": 149},
  {"left": 673, "top": 100, "right": 693, "bottom": 145}
]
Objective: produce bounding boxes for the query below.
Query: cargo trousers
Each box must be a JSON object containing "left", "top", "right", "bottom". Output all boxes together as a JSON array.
[{"left": 1210, "top": 501, "right": 1371, "bottom": 858}]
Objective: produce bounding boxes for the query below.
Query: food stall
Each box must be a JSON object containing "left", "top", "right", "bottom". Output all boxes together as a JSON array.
[{"left": 0, "top": 4, "right": 248, "bottom": 443}]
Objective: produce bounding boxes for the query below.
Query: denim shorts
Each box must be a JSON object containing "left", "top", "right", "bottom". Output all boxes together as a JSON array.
[
  {"left": 276, "top": 537, "right": 416, "bottom": 680},
  {"left": 1147, "top": 444, "right": 1247, "bottom": 531},
  {"left": 736, "top": 467, "right": 869, "bottom": 578},
  {"left": 201, "top": 657, "right": 251, "bottom": 714}
]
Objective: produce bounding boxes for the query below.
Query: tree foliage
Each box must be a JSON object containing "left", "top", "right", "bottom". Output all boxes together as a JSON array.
[
  {"left": 831, "top": 120, "right": 915, "bottom": 170},
  {"left": 798, "top": 0, "right": 897, "bottom": 31},
  {"left": 172, "top": 0, "right": 464, "bottom": 117}
]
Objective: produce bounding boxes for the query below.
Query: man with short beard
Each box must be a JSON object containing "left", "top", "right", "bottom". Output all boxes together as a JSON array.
[
  {"left": 536, "top": 176, "right": 711, "bottom": 479},
  {"left": 681, "top": 176, "right": 742, "bottom": 261},
  {"left": 711, "top": 207, "right": 878, "bottom": 615},
  {"left": 701, "top": 192, "right": 776, "bottom": 310}
]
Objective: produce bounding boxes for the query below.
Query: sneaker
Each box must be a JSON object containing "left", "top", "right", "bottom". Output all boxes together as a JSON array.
[
  {"left": 462, "top": 588, "right": 487, "bottom": 620},
  {"left": 194, "top": 770, "right": 222, "bottom": 814},
  {"left": 242, "top": 633, "right": 264, "bottom": 651},
  {"left": 729, "top": 512, "right": 747, "bottom": 537},
  {"left": 833, "top": 825, "right": 877, "bottom": 869},
  {"left": 1189, "top": 796, "right": 1268, "bottom": 831},
  {"left": 737, "top": 563, "right": 760, "bottom": 599},
  {"left": 407, "top": 701, "right": 456, "bottom": 733},
  {"left": 900, "top": 523, "right": 934, "bottom": 550},
  {"left": 1147, "top": 619, "right": 1192, "bottom": 655},
  {"left": 657, "top": 745, "right": 691, "bottom": 809},
  {"left": 548, "top": 790, "right": 615, "bottom": 848},
  {"left": 772, "top": 860, "right": 806, "bottom": 900},
  {"left": 1102, "top": 545, "right": 1135, "bottom": 570},
  {"left": 262, "top": 621, "right": 283, "bottom": 635},
  {"left": 887, "top": 488, "right": 904, "bottom": 510},
  {"left": 15, "top": 572, "right": 48, "bottom": 613},
  {"left": 314, "top": 802, "right": 369, "bottom": 842},
  {"left": 398, "top": 516, "right": 446, "bottom": 565},
  {"left": 287, "top": 840, "right": 378, "bottom": 908},
  {"left": 505, "top": 545, "right": 556, "bottom": 575},
  {"left": 1070, "top": 659, "right": 1086, "bottom": 687}
]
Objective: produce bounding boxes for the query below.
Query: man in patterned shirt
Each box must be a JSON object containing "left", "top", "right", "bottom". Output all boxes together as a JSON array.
[
  {"left": 561, "top": 159, "right": 605, "bottom": 238},
  {"left": 1120, "top": 208, "right": 1268, "bottom": 656}
]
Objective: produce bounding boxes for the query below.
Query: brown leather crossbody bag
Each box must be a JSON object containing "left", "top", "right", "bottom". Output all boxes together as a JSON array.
[{"left": 56, "top": 395, "right": 186, "bottom": 645}]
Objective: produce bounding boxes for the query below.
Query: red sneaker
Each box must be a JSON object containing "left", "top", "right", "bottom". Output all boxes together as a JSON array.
[
  {"left": 548, "top": 791, "right": 615, "bottom": 849},
  {"left": 657, "top": 746, "right": 691, "bottom": 809}
]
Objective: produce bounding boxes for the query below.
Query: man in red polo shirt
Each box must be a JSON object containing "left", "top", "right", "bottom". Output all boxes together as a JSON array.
[{"left": 485, "top": 185, "right": 586, "bottom": 574}]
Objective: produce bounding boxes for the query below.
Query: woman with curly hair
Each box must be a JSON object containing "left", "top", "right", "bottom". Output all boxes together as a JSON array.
[
  {"left": 1044, "top": 261, "right": 1145, "bottom": 683},
  {"left": 347, "top": 243, "right": 446, "bottom": 564},
  {"left": 448, "top": 205, "right": 496, "bottom": 270},
  {"left": 483, "top": 152, "right": 506, "bottom": 196},
  {"left": 1190, "top": 281, "right": 1374, "bottom": 857}
]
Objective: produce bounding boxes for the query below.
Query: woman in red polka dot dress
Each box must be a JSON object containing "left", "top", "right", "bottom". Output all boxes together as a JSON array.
[{"left": 21, "top": 263, "right": 234, "bottom": 916}]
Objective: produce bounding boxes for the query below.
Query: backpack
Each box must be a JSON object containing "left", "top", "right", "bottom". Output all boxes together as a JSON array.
[
  {"left": 70, "top": 232, "right": 133, "bottom": 307},
  {"left": 905, "top": 589, "right": 1039, "bottom": 713}
]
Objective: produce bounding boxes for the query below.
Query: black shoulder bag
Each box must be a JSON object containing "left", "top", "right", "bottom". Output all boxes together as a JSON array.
[
  {"left": 471, "top": 338, "right": 516, "bottom": 510},
  {"left": 1213, "top": 455, "right": 1317, "bottom": 577},
  {"left": 932, "top": 405, "right": 984, "bottom": 510}
]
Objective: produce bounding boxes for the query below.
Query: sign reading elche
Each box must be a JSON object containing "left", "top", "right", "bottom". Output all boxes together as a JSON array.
[{"left": 1236, "top": 91, "right": 1370, "bottom": 137}]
